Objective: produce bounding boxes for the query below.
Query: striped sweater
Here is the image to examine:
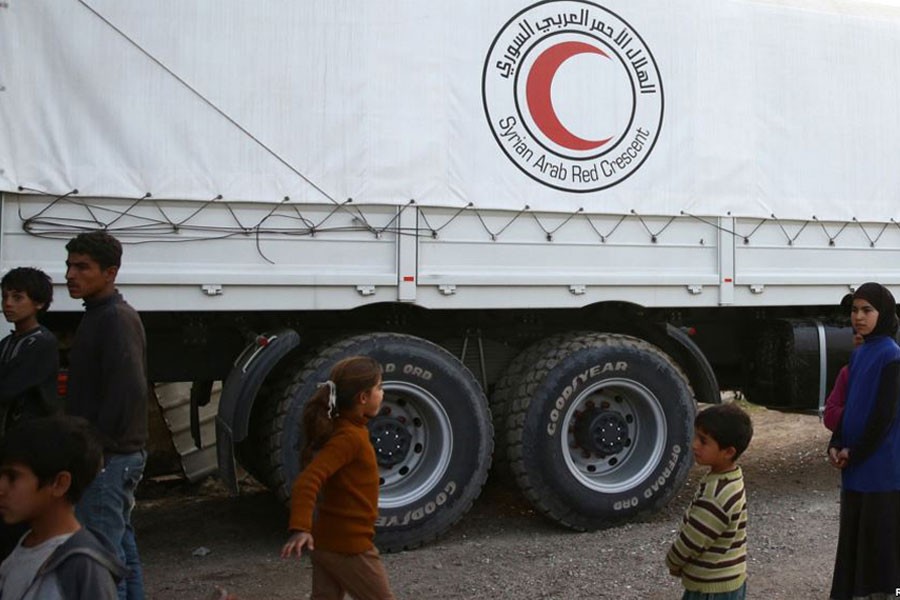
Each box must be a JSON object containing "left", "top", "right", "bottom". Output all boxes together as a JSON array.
[{"left": 666, "top": 466, "right": 748, "bottom": 593}]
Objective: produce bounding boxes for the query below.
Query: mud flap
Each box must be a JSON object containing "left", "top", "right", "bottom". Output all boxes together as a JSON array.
[
  {"left": 664, "top": 323, "right": 720, "bottom": 405},
  {"left": 216, "top": 329, "right": 300, "bottom": 494}
]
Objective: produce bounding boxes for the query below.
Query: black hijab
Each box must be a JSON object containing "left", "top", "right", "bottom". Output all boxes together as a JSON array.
[{"left": 852, "top": 282, "right": 899, "bottom": 338}]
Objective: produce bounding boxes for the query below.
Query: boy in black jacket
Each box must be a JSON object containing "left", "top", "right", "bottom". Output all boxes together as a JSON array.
[
  {"left": 0, "top": 415, "right": 126, "bottom": 599},
  {"left": 0, "top": 266, "right": 59, "bottom": 429}
]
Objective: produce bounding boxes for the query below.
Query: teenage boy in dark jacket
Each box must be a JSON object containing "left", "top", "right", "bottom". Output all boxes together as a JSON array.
[
  {"left": 64, "top": 232, "right": 147, "bottom": 600},
  {"left": 0, "top": 266, "right": 59, "bottom": 428},
  {"left": 0, "top": 415, "right": 126, "bottom": 599}
]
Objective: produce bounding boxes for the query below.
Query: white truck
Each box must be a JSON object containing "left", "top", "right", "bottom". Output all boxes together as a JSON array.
[{"left": 2, "top": 0, "right": 899, "bottom": 550}]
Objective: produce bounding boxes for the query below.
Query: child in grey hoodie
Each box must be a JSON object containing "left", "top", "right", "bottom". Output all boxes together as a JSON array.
[{"left": 0, "top": 416, "right": 126, "bottom": 599}]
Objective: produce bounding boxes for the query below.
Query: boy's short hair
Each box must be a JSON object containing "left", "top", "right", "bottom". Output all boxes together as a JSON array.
[
  {"left": 695, "top": 403, "right": 753, "bottom": 460},
  {"left": 65, "top": 231, "right": 122, "bottom": 270},
  {"left": 1, "top": 267, "right": 53, "bottom": 314},
  {"left": 0, "top": 416, "right": 103, "bottom": 504}
]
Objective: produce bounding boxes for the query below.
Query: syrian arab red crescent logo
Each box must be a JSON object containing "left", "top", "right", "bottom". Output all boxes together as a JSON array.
[
  {"left": 483, "top": 0, "right": 663, "bottom": 193},
  {"left": 527, "top": 41, "right": 613, "bottom": 152}
]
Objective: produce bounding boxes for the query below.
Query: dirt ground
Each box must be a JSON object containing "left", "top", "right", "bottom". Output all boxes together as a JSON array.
[{"left": 137, "top": 403, "right": 840, "bottom": 599}]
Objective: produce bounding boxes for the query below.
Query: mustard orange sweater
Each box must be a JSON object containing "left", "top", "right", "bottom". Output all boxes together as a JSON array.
[{"left": 289, "top": 415, "right": 379, "bottom": 554}]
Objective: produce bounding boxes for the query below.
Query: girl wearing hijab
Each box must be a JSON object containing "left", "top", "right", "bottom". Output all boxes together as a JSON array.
[{"left": 828, "top": 282, "right": 900, "bottom": 600}]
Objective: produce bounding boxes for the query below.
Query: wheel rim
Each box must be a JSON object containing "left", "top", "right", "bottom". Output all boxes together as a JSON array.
[
  {"left": 560, "top": 378, "right": 667, "bottom": 493},
  {"left": 371, "top": 381, "right": 453, "bottom": 509}
]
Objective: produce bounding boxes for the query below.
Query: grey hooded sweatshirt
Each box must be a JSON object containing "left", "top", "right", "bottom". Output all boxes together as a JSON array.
[{"left": 11, "top": 526, "right": 127, "bottom": 600}]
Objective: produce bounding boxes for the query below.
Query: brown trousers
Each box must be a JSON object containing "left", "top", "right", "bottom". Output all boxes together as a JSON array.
[{"left": 310, "top": 547, "right": 395, "bottom": 600}]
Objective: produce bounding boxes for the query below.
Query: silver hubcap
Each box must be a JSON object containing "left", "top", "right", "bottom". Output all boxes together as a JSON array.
[
  {"left": 373, "top": 381, "right": 453, "bottom": 509},
  {"left": 560, "top": 378, "right": 667, "bottom": 493}
]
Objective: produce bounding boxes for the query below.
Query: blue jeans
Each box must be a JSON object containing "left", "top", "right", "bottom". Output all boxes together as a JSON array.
[
  {"left": 76, "top": 450, "right": 147, "bottom": 600},
  {"left": 682, "top": 582, "right": 747, "bottom": 600}
]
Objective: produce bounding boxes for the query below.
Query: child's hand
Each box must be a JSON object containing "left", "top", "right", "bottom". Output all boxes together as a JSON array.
[
  {"left": 281, "top": 530, "right": 314, "bottom": 559},
  {"left": 837, "top": 448, "right": 849, "bottom": 466},
  {"left": 828, "top": 447, "right": 849, "bottom": 469}
]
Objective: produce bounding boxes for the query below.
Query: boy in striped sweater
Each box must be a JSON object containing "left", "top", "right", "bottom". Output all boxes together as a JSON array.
[{"left": 666, "top": 403, "right": 753, "bottom": 600}]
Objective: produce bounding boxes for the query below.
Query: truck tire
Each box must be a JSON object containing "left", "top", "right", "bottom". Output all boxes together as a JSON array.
[
  {"left": 507, "top": 333, "right": 695, "bottom": 530},
  {"left": 490, "top": 332, "right": 588, "bottom": 473},
  {"left": 237, "top": 370, "right": 294, "bottom": 491},
  {"left": 266, "top": 333, "right": 493, "bottom": 551}
]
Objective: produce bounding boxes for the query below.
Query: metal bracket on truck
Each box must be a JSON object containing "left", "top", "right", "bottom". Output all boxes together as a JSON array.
[{"left": 216, "top": 329, "right": 300, "bottom": 494}]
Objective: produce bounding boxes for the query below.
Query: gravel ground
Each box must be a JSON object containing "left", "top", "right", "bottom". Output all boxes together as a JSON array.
[{"left": 137, "top": 403, "right": 839, "bottom": 599}]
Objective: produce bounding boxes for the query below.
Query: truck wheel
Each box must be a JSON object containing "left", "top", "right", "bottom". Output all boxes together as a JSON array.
[
  {"left": 237, "top": 370, "right": 294, "bottom": 491},
  {"left": 267, "top": 333, "right": 492, "bottom": 551},
  {"left": 507, "top": 333, "right": 695, "bottom": 530},
  {"left": 491, "top": 332, "right": 588, "bottom": 473}
]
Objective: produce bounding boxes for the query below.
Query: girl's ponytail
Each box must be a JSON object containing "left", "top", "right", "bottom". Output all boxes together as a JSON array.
[
  {"left": 300, "top": 355, "right": 383, "bottom": 466},
  {"left": 301, "top": 383, "right": 335, "bottom": 466}
]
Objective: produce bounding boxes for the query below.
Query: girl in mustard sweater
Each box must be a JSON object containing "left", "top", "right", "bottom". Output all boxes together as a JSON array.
[{"left": 280, "top": 356, "right": 395, "bottom": 600}]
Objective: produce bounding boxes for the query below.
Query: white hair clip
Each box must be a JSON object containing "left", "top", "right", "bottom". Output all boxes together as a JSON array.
[{"left": 318, "top": 380, "right": 337, "bottom": 418}]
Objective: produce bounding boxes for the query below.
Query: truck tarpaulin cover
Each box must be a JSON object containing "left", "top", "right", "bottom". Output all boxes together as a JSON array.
[{"left": 2, "top": 0, "right": 900, "bottom": 221}]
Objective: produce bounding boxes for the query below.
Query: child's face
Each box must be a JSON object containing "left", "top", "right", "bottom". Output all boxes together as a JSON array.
[
  {"left": 691, "top": 427, "right": 736, "bottom": 472},
  {"left": 360, "top": 378, "right": 385, "bottom": 418},
  {"left": 851, "top": 298, "right": 879, "bottom": 337},
  {"left": 0, "top": 462, "right": 54, "bottom": 525},
  {"left": 1, "top": 288, "right": 42, "bottom": 326}
]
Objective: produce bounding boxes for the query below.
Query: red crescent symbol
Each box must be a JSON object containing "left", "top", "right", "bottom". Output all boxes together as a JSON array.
[{"left": 526, "top": 41, "right": 613, "bottom": 151}]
